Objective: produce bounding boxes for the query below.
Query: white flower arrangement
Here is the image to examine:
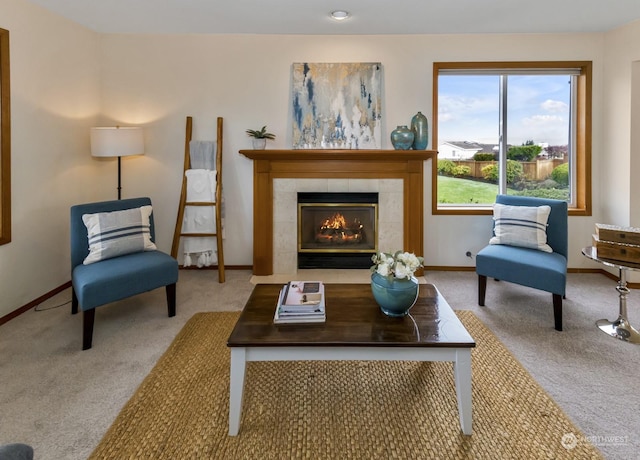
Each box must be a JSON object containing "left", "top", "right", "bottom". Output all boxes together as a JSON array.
[{"left": 371, "top": 251, "right": 424, "bottom": 281}]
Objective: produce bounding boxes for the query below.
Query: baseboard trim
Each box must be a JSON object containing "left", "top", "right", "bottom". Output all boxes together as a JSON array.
[
  {"left": 178, "top": 265, "right": 253, "bottom": 270},
  {"left": 424, "top": 266, "right": 476, "bottom": 272},
  {"left": 0, "top": 281, "right": 72, "bottom": 327},
  {"left": 592, "top": 268, "right": 639, "bottom": 287}
]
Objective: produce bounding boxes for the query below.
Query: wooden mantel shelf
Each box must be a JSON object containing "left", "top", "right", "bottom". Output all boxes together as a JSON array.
[
  {"left": 239, "top": 149, "right": 436, "bottom": 275},
  {"left": 239, "top": 149, "right": 436, "bottom": 162}
]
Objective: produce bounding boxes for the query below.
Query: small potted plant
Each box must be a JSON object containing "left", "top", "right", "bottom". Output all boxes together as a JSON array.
[{"left": 246, "top": 126, "right": 276, "bottom": 150}]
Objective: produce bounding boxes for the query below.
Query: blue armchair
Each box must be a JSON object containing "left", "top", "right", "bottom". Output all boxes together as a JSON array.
[
  {"left": 70, "top": 197, "right": 179, "bottom": 350},
  {"left": 476, "top": 195, "right": 568, "bottom": 331}
]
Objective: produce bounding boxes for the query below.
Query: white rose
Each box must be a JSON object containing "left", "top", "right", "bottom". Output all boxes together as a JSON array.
[
  {"left": 394, "top": 263, "right": 411, "bottom": 279},
  {"left": 376, "top": 263, "right": 391, "bottom": 277}
]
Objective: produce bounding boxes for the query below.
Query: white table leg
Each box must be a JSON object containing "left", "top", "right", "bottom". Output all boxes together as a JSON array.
[
  {"left": 454, "top": 348, "right": 473, "bottom": 435},
  {"left": 228, "top": 347, "right": 247, "bottom": 436}
]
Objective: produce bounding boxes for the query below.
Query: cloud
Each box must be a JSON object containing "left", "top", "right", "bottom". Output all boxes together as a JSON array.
[
  {"left": 439, "top": 112, "right": 454, "bottom": 122},
  {"left": 438, "top": 94, "right": 495, "bottom": 123},
  {"left": 523, "top": 114, "right": 564, "bottom": 126},
  {"left": 541, "top": 99, "right": 568, "bottom": 113},
  {"left": 513, "top": 115, "right": 567, "bottom": 145}
]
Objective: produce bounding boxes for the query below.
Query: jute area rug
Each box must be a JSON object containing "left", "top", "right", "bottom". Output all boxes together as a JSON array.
[{"left": 90, "top": 312, "right": 602, "bottom": 459}]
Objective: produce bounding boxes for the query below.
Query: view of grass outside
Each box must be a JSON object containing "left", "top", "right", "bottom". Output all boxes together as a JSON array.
[
  {"left": 438, "top": 176, "right": 498, "bottom": 204},
  {"left": 437, "top": 175, "right": 570, "bottom": 204},
  {"left": 437, "top": 176, "right": 499, "bottom": 204}
]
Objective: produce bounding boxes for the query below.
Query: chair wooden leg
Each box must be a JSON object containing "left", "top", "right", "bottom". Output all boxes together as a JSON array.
[
  {"left": 553, "top": 294, "right": 563, "bottom": 331},
  {"left": 166, "top": 283, "right": 176, "bottom": 317},
  {"left": 478, "top": 275, "right": 487, "bottom": 306},
  {"left": 82, "top": 309, "right": 95, "bottom": 350},
  {"left": 71, "top": 288, "right": 78, "bottom": 315}
]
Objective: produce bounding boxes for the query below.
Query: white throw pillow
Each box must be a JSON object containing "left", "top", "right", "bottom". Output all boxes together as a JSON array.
[
  {"left": 489, "top": 203, "right": 552, "bottom": 253},
  {"left": 82, "top": 205, "right": 157, "bottom": 265}
]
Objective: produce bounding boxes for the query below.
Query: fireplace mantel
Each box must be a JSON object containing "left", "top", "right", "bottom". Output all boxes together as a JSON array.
[{"left": 239, "top": 149, "right": 436, "bottom": 275}]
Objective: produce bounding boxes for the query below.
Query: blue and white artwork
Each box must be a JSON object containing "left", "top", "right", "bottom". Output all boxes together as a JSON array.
[{"left": 291, "top": 62, "right": 382, "bottom": 149}]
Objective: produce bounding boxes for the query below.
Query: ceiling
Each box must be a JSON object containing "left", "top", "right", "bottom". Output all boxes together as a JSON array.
[{"left": 25, "top": 0, "right": 640, "bottom": 35}]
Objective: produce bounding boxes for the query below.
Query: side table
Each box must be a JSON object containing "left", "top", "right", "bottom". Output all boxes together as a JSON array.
[{"left": 582, "top": 246, "right": 640, "bottom": 344}]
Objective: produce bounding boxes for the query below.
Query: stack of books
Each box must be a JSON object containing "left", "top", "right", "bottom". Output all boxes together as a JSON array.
[
  {"left": 274, "top": 281, "right": 326, "bottom": 324},
  {"left": 593, "top": 223, "right": 640, "bottom": 264}
]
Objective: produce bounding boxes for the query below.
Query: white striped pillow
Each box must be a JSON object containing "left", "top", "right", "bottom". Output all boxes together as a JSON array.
[
  {"left": 82, "top": 205, "right": 157, "bottom": 265},
  {"left": 489, "top": 203, "right": 552, "bottom": 253}
]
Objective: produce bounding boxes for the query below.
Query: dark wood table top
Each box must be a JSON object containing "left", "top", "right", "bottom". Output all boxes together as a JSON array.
[{"left": 227, "top": 283, "right": 475, "bottom": 348}]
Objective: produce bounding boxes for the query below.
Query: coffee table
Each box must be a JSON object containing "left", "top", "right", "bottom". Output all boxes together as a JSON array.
[{"left": 226, "top": 283, "right": 476, "bottom": 436}]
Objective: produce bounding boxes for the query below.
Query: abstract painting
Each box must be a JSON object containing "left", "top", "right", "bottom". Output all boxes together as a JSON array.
[{"left": 291, "top": 62, "right": 382, "bottom": 149}]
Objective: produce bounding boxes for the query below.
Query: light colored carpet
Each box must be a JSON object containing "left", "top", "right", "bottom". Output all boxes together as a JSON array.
[
  {"left": 0, "top": 270, "right": 638, "bottom": 459},
  {"left": 251, "top": 268, "right": 428, "bottom": 284},
  {"left": 89, "top": 311, "right": 601, "bottom": 459}
]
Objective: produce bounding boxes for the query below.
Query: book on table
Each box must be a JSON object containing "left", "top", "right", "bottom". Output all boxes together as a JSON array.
[
  {"left": 274, "top": 281, "right": 326, "bottom": 324},
  {"left": 273, "top": 308, "right": 325, "bottom": 324},
  {"left": 281, "top": 281, "right": 323, "bottom": 308}
]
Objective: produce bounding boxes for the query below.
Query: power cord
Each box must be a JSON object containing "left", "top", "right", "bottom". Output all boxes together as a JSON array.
[{"left": 34, "top": 299, "right": 71, "bottom": 312}]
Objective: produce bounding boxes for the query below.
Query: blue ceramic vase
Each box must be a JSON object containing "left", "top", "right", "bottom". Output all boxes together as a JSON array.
[
  {"left": 371, "top": 272, "right": 419, "bottom": 317},
  {"left": 410, "top": 112, "right": 429, "bottom": 150},
  {"left": 390, "top": 125, "right": 414, "bottom": 150}
]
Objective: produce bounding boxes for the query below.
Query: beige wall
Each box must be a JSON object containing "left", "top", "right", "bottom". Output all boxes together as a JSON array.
[
  {"left": 603, "top": 19, "right": 640, "bottom": 226},
  {"left": 4, "top": 0, "right": 640, "bottom": 316},
  {"left": 98, "top": 33, "right": 605, "bottom": 274},
  {"left": 601, "top": 19, "right": 640, "bottom": 281},
  {"left": 0, "top": 0, "right": 102, "bottom": 317}
]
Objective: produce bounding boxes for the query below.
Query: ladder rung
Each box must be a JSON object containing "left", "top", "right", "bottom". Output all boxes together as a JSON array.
[
  {"left": 180, "top": 232, "right": 218, "bottom": 237},
  {"left": 185, "top": 201, "right": 216, "bottom": 206}
]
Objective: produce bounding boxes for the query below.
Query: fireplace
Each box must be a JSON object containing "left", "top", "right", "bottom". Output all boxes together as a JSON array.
[
  {"left": 297, "top": 192, "right": 378, "bottom": 269},
  {"left": 238, "top": 149, "right": 434, "bottom": 275}
]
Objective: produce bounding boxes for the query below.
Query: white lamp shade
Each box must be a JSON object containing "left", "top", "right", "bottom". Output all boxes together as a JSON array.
[{"left": 90, "top": 127, "right": 144, "bottom": 158}]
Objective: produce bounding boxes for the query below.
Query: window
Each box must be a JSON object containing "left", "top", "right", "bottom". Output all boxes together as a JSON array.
[
  {"left": 0, "top": 28, "right": 10, "bottom": 244},
  {"left": 432, "top": 62, "right": 591, "bottom": 216}
]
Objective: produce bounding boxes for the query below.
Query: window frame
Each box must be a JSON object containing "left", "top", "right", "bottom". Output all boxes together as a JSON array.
[
  {"left": 432, "top": 61, "right": 592, "bottom": 216},
  {"left": 0, "top": 28, "right": 10, "bottom": 245}
]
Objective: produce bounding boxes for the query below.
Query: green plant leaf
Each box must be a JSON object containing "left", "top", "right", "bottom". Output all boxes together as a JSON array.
[{"left": 246, "top": 125, "right": 276, "bottom": 139}]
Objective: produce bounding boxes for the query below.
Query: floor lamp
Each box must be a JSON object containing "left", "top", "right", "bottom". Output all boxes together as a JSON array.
[{"left": 90, "top": 127, "right": 145, "bottom": 200}]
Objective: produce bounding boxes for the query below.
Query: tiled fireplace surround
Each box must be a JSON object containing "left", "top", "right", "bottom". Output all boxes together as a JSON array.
[
  {"left": 239, "top": 149, "right": 435, "bottom": 276},
  {"left": 273, "top": 178, "right": 403, "bottom": 274}
]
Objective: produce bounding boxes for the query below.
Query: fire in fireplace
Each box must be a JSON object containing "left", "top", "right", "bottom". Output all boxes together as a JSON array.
[
  {"left": 298, "top": 192, "right": 378, "bottom": 269},
  {"left": 314, "top": 211, "right": 364, "bottom": 245}
]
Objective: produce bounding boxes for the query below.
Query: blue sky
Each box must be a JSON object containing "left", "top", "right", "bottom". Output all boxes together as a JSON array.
[{"left": 438, "top": 74, "right": 571, "bottom": 146}]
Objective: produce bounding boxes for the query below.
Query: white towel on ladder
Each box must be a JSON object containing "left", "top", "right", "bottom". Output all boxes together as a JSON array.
[
  {"left": 183, "top": 168, "right": 218, "bottom": 266},
  {"left": 189, "top": 140, "right": 215, "bottom": 170},
  {"left": 182, "top": 207, "right": 218, "bottom": 266},
  {"left": 185, "top": 169, "right": 216, "bottom": 202}
]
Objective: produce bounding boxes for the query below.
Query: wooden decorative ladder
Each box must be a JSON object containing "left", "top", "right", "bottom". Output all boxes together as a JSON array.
[{"left": 171, "top": 116, "right": 225, "bottom": 283}]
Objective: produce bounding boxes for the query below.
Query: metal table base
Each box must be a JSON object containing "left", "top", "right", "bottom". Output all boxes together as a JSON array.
[
  {"left": 595, "top": 267, "right": 640, "bottom": 344},
  {"left": 582, "top": 247, "right": 640, "bottom": 344}
]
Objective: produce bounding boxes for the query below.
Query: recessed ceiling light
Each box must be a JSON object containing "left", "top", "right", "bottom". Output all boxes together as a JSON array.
[{"left": 330, "top": 10, "right": 350, "bottom": 21}]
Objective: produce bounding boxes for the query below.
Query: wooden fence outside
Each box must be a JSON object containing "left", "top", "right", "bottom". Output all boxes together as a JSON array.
[{"left": 450, "top": 158, "right": 567, "bottom": 181}]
